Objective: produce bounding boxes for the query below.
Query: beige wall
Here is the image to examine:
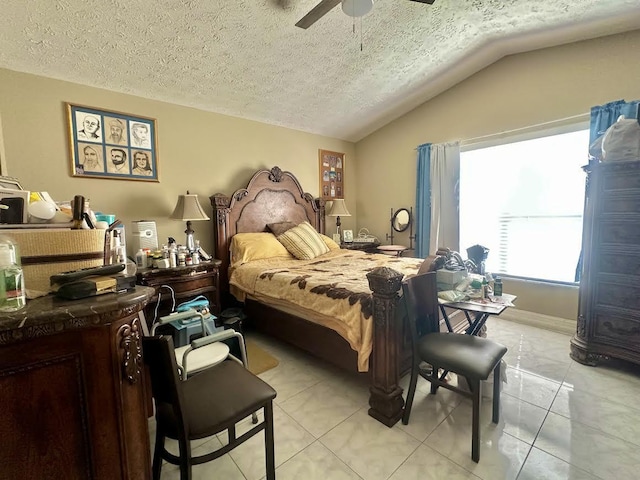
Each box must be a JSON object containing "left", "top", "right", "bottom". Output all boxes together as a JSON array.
[
  {"left": 355, "top": 29, "right": 640, "bottom": 319},
  {"left": 3, "top": 29, "right": 640, "bottom": 320},
  {"left": 0, "top": 69, "right": 356, "bottom": 257}
]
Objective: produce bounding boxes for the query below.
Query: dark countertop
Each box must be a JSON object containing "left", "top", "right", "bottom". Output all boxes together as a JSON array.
[{"left": 0, "top": 286, "right": 155, "bottom": 346}]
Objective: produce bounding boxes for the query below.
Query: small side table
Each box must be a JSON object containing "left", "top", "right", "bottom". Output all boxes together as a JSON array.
[
  {"left": 136, "top": 260, "right": 222, "bottom": 327},
  {"left": 377, "top": 244, "right": 408, "bottom": 257},
  {"left": 341, "top": 241, "right": 381, "bottom": 254}
]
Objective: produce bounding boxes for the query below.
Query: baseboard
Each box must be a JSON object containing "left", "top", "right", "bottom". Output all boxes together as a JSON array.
[{"left": 499, "top": 308, "right": 576, "bottom": 336}]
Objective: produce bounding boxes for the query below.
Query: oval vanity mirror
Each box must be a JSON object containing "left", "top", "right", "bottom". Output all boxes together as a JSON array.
[{"left": 392, "top": 208, "right": 411, "bottom": 232}]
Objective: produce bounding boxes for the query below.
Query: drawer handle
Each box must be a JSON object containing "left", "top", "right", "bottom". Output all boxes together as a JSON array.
[{"left": 603, "top": 321, "right": 640, "bottom": 336}]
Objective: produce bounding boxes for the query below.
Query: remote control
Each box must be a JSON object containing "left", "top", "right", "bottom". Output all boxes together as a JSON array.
[{"left": 50, "top": 264, "right": 126, "bottom": 286}]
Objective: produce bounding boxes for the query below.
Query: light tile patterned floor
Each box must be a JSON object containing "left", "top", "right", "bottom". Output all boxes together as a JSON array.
[{"left": 150, "top": 317, "right": 640, "bottom": 480}]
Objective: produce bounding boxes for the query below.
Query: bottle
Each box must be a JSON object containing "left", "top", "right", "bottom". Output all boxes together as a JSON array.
[
  {"left": 72, "top": 195, "right": 85, "bottom": 230},
  {"left": 0, "top": 237, "right": 26, "bottom": 312},
  {"left": 111, "top": 230, "right": 122, "bottom": 264},
  {"left": 135, "top": 248, "right": 147, "bottom": 269},
  {"left": 168, "top": 242, "right": 177, "bottom": 268},
  {"left": 494, "top": 277, "right": 503, "bottom": 296}
]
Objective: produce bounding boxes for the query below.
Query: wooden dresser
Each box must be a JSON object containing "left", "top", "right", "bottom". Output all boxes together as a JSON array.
[
  {"left": 571, "top": 160, "right": 640, "bottom": 366},
  {"left": 0, "top": 287, "right": 154, "bottom": 479}
]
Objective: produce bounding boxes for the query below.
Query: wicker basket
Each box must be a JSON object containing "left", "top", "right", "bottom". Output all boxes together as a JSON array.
[{"left": 2, "top": 228, "right": 108, "bottom": 298}]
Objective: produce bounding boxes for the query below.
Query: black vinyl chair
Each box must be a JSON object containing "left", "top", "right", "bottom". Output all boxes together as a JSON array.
[
  {"left": 143, "top": 334, "right": 277, "bottom": 480},
  {"left": 401, "top": 272, "right": 507, "bottom": 463}
]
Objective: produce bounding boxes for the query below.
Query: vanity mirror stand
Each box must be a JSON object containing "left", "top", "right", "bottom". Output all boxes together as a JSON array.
[{"left": 381, "top": 207, "right": 414, "bottom": 256}]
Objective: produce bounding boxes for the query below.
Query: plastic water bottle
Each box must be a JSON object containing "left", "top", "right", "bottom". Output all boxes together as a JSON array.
[
  {"left": 0, "top": 237, "right": 26, "bottom": 312},
  {"left": 135, "top": 248, "right": 147, "bottom": 269},
  {"left": 494, "top": 277, "right": 503, "bottom": 296}
]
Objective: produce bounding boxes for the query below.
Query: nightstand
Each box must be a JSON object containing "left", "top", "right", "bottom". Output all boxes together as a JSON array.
[
  {"left": 341, "top": 241, "right": 381, "bottom": 254},
  {"left": 136, "top": 260, "right": 222, "bottom": 326}
]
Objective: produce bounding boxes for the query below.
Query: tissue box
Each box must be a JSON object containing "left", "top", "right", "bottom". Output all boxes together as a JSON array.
[
  {"left": 3, "top": 228, "right": 107, "bottom": 298},
  {"left": 436, "top": 268, "right": 467, "bottom": 290}
]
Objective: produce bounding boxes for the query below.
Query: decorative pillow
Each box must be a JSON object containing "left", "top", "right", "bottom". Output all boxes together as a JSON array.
[
  {"left": 230, "top": 232, "right": 293, "bottom": 266},
  {"left": 266, "top": 221, "right": 297, "bottom": 237},
  {"left": 277, "top": 221, "right": 330, "bottom": 260},
  {"left": 320, "top": 233, "right": 341, "bottom": 251}
]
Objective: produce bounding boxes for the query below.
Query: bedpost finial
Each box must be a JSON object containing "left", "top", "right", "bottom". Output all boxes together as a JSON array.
[
  {"left": 269, "top": 166, "right": 284, "bottom": 182},
  {"left": 367, "top": 267, "right": 403, "bottom": 296}
]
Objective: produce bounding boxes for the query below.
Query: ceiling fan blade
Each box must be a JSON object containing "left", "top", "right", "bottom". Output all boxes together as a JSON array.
[
  {"left": 409, "top": 0, "right": 435, "bottom": 3},
  {"left": 295, "top": 0, "right": 342, "bottom": 29}
]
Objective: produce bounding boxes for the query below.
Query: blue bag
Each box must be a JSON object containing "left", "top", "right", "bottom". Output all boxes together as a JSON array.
[{"left": 170, "top": 296, "right": 219, "bottom": 346}]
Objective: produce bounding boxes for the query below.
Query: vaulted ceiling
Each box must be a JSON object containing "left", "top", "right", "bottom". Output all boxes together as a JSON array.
[{"left": 1, "top": 1, "right": 639, "bottom": 141}]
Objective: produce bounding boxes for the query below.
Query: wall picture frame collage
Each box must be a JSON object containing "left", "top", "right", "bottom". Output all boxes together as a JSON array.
[
  {"left": 67, "top": 103, "right": 159, "bottom": 182},
  {"left": 319, "top": 149, "right": 344, "bottom": 201}
]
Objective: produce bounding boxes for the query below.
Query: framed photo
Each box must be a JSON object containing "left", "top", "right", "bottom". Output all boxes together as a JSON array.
[
  {"left": 67, "top": 103, "right": 159, "bottom": 182},
  {"left": 343, "top": 229, "right": 353, "bottom": 243},
  {"left": 319, "top": 149, "right": 344, "bottom": 200}
]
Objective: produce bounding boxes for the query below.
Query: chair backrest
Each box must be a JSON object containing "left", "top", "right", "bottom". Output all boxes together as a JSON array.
[
  {"left": 402, "top": 272, "right": 441, "bottom": 343},
  {"left": 142, "top": 335, "right": 188, "bottom": 432}
]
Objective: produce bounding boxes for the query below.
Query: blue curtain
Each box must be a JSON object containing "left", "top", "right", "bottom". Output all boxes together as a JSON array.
[
  {"left": 415, "top": 143, "right": 431, "bottom": 258},
  {"left": 589, "top": 99, "right": 640, "bottom": 145},
  {"left": 575, "top": 99, "right": 640, "bottom": 281}
]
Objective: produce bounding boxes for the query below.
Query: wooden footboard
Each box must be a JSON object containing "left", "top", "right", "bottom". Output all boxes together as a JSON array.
[{"left": 244, "top": 266, "right": 409, "bottom": 427}]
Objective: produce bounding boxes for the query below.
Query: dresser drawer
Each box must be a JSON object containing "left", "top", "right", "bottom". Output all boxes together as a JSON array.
[
  {"left": 602, "top": 170, "right": 640, "bottom": 192},
  {"left": 598, "top": 252, "right": 640, "bottom": 276},
  {"left": 599, "top": 221, "right": 640, "bottom": 245},
  {"left": 593, "top": 311, "right": 640, "bottom": 348},
  {"left": 601, "top": 195, "right": 640, "bottom": 214},
  {"left": 595, "top": 279, "right": 640, "bottom": 311}
]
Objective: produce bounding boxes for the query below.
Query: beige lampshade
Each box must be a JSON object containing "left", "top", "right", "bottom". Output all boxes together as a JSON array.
[
  {"left": 169, "top": 192, "right": 210, "bottom": 221},
  {"left": 327, "top": 199, "right": 351, "bottom": 217}
]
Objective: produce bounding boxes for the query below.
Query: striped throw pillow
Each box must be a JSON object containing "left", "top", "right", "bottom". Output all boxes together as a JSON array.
[{"left": 277, "top": 221, "right": 330, "bottom": 260}]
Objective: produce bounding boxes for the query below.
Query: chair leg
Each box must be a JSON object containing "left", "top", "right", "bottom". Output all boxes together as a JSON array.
[
  {"left": 152, "top": 429, "right": 164, "bottom": 480},
  {"left": 179, "top": 437, "right": 192, "bottom": 480},
  {"left": 430, "top": 365, "right": 439, "bottom": 394},
  {"left": 264, "top": 402, "right": 276, "bottom": 480},
  {"left": 492, "top": 360, "right": 501, "bottom": 423},
  {"left": 471, "top": 379, "right": 481, "bottom": 463},
  {"left": 402, "top": 363, "right": 419, "bottom": 425}
]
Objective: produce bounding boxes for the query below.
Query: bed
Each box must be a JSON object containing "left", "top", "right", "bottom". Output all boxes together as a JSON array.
[{"left": 210, "top": 166, "right": 436, "bottom": 426}]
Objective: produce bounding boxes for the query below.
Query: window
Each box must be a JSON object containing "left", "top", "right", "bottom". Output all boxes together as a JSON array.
[{"left": 459, "top": 128, "right": 589, "bottom": 283}]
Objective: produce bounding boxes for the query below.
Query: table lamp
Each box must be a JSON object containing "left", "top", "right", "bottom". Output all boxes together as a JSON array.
[
  {"left": 327, "top": 199, "right": 351, "bottom": 240},
  {"left": 170, "top": 191, "right": 210, "bottom": 252}
]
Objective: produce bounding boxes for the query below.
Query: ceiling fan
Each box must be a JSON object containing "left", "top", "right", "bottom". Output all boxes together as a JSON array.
[{"left": 295, "top": 0, "right": 435, "bottom": 29}]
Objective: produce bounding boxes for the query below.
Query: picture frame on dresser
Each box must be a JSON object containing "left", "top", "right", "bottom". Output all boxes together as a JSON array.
[{"left": 66, "top": 103, "right": 159, "bottom": 182}]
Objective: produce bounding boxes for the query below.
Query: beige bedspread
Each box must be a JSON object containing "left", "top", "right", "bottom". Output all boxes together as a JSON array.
[{"left": 229, "top": 249, "right": 424, "bottom": 371}]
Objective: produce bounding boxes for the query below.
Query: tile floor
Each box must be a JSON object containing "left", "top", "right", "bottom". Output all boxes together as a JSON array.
[{"left": 150, "top": 317, "right": 640, "bottom": 480}]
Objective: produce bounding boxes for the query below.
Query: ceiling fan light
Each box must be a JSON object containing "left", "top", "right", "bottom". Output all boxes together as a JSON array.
[{"left": 341, "top": 0, "right": 373, "bottom": 18}]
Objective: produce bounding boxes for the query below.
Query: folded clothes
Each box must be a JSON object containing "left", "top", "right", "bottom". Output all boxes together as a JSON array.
[{"left": 437, "top": 290, "right": 467, "bottom": 302}]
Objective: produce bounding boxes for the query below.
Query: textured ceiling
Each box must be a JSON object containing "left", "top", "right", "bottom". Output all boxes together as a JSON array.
[{"left": 1, "top": 0, "right": 640, "bottom": 141}]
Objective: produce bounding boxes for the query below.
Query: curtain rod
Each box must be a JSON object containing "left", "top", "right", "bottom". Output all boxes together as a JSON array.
[{"left": 461, "top": 112, "right": 590, "bottom": 147}]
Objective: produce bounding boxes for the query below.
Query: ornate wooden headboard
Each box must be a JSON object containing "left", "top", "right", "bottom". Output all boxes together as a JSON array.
[{"left": 210, "top": 166, "right": 326, "bottom": 299}]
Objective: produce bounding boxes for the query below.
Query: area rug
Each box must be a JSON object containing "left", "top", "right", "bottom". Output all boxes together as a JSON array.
[{"left": 245, "top": 340, "right": 279, "bottom": 375}]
